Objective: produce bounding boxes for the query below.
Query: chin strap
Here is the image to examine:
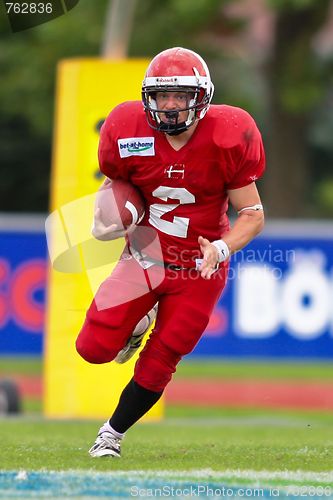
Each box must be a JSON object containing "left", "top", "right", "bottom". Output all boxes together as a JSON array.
[
  {"left": 159, "top": 120, "right": 188, "bottom": 136},
  {"left": 165, "top": 125, "right": 187, "bottom": 136},
  {"left": 158, "top": 107, "right": 195, "bottom": 135}
]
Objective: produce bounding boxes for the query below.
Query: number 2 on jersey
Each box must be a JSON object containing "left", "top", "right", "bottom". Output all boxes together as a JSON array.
[{"left": 149, "top": 186, "right": 195, "bottom": 238}]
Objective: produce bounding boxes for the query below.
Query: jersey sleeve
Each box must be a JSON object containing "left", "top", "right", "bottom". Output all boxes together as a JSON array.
[
  {"left": 226, "top": 113, "right": 266, "bottom": 190},
  {"left": 98, "top": 105, "right": 131, "bottom": 181}
]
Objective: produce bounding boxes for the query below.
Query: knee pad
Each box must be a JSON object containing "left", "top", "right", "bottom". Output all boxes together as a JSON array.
[
  {"left": 75, "top": 334, "right": 118, "bottom": 364},
  {"left": 76, "top": 317, "right": 124, "bottom": 364},
  {"left": 134, "top": 337, "right": 181, "bottom": 392}
]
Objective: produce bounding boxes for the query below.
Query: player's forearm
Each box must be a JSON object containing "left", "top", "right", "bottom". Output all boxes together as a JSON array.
[{"left": 222, "top": 211, "right": 264, "bottom": 255}]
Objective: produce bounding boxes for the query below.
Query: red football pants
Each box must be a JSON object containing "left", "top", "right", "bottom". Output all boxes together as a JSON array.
[{"left": 76, "top": 255, "right": 228, "bottom": 392}]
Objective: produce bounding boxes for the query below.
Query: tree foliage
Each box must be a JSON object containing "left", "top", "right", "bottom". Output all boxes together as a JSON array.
[
  {"left": 264, "top": 0, "right": 332, "bottom": 216},
  {"left": 0, "top": 0, "right": 108, "bottom": 211},
  {"left": 0, "top": 0, "right": 332, "bottom": 216}
]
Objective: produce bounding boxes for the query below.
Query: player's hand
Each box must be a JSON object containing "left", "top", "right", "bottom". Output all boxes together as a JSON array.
[
  {"left": 92, "top": 208, "right": 135, "bottom": 241},
  {"left": 198, "top": 236, "right": 219, "bottom": 279}
]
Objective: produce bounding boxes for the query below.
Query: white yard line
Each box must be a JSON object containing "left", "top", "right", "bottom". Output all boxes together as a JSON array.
[
  {"left": 10, "top": 468, "right": 333, "bottom": 483},
  {"left": 2, "top": 469, "right": 332, "bottom": 499}
]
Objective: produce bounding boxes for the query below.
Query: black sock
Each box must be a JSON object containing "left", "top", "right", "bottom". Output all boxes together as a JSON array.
[{"left": 109, "top": 378, "right": 163, "bottom": 434}]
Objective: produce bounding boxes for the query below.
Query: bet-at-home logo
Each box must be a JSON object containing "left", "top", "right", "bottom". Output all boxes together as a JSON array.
[{"left": 118, "top": 137, "right": 155, "bottom": 158}]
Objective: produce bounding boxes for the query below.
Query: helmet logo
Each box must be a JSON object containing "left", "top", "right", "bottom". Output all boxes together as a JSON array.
[{"left": 156, "top": 77, "right": 178, "bottom": 84}]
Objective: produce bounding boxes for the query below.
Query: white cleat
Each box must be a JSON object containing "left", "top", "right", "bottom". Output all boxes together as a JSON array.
[
  {"left": 89, "top": 431, "right": 121, "bottom": 458},
  {"left": 114, "top": 304, "right": 158, "bottom": 364}
]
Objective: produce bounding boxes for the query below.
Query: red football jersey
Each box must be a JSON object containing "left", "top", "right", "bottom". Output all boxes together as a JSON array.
[{"left": 98, "top": 101, "right": 265, "bottom": 267}]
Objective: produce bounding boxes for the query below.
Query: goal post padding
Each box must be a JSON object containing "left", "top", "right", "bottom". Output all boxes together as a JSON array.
[{"left": 44, "top": 58, "right": 163, "bottom": 419}]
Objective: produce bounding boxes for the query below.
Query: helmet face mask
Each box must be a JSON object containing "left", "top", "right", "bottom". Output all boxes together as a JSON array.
[
  {"left": 143, "top": 87, "right": 201, "bottom": 136},
  {"left": 142, "top": 48, "right": 214, "bottom": 136}
]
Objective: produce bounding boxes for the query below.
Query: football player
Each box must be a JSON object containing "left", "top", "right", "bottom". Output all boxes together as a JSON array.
[{"left": 76, "top": 47, "right": 265, "bottom": 457}]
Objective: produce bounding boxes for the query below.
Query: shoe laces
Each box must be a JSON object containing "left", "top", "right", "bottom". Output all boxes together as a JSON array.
[{"left": 97, "top": 431, "right": 121, "bottom": 451}]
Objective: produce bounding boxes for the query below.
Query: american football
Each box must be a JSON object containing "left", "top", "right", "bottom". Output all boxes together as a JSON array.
[{"left": 95, "top": 178, "right": 145, "bottom": 229}]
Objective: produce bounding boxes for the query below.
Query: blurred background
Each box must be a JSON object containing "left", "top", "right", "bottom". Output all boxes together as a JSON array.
[
  {"left": 0, "top": 0, "right": 332, "bottom": 416},
  {"left": 1, "top": 0, "right": 333, "bottom": 216}
]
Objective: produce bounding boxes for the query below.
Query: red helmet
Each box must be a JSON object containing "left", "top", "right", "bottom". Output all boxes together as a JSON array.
[{"left": 142, "top": 47, "right": 214, "bottom": 135}]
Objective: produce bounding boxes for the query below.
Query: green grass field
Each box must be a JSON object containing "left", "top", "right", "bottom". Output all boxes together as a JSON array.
[
  {"left": 0, "top": 357, "right": 332, "bottom": 498},
  {"left": 1, "top": 409, "right": 333, "bottom": 472}
]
